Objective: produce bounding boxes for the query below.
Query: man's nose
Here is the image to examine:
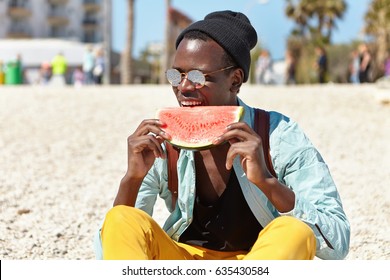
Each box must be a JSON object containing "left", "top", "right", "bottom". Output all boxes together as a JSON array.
[{"left": 177, "top": 76, "right": 196, "bottom": 92}]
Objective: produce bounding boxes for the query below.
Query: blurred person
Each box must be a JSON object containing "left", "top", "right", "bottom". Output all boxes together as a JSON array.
[
  {"left": 93, "top": 48, "right": 105, "bottom": 85},
  {"left": 358, "top": 43, "right": 371, "bottom": 83},
  {"left": 255, "top": 49, "right": 273, "bottom": 84},
  {"left": 348, "top": 49, "right": 360, "bottom": 84},
  {"left": 0, "top": 60, "right": 4, "bottom": 85},
  {"left": 39, "top": 61, "right": 51, "bottom": 85},
  {"left": 285, "top": 50, "right": 296, "bottom": 85},
  {"left": 95, "top": 10, "right": 350, "bottom": 260},
  {"left": 72, "top": 66, "right": 84, "bottom": 88},
  {"left": 383, "top": 51, "right": 390, "bottom": 78},
  {"left": 314, "top": 46, "right": 327, "bottom": 84},
  {"left": 83, "top": 45, "right": 95, "bottom": 85},
  {"left": 50, "top": 52, "right": 68, "bottom": 86}
]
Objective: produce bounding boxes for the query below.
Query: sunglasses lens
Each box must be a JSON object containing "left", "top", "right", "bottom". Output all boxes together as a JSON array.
[
  {"left": 187, "top": 70, "right": 205, "bottom": 87},
  {"left": 166, "top": 69, "right": 181, "bottom": 86},
  {"left": 166, "top": 69, "right": 206, "bottom": 88}
]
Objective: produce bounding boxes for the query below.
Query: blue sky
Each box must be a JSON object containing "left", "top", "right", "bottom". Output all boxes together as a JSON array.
[{"left": 112, "top": 0, "right": 371, "bottom": 60}]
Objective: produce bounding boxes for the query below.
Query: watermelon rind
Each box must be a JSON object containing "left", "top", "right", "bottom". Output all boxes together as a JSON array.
[{"left": 156, "top": 106, "right": 244, "bottom": 150}]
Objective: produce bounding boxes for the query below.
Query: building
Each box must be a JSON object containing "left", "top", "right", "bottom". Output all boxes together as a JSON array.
[
  {"left": 0, "top": 0, "right": 119, "bottom": 85},
  {"left": 0, "top": 2, "right": 196, "bottom": 85},
  {"left": 0, "top": 0, "right": 104, "bottom": 43}
]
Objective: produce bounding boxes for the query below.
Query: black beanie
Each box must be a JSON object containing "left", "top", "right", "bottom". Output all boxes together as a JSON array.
[{"left": 175, "top": 10, "right": 258, "bottom": 82}]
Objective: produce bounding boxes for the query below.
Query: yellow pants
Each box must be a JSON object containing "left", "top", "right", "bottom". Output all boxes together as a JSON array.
[{"left": 101, "top": 205, "right": 316, "bottom": 260}]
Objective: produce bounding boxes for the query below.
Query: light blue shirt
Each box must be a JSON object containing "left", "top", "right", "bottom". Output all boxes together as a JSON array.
[
  {"left": 94, "top": 98, "right": 350, "bottom": 260},
  {"left": 83, "top": 51, "right": 95, "bottom": 72}
]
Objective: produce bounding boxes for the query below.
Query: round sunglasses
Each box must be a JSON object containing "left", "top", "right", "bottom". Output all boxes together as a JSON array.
[{"left": 166, "top": 66, "right": 234, "bottom": 89}]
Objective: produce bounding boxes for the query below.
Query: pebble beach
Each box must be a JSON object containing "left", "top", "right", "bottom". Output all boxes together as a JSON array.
[{"left": 0, "top": 84, "right": 389, "bottom": 260}]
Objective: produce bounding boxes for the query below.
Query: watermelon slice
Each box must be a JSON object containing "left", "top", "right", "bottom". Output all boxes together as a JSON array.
[{"left": 156, "top": 106, "right": 244, "bottom": 150}]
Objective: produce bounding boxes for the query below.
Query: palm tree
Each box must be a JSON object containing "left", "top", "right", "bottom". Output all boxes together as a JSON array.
[
  {"left": 285, "top": 0, "right": 310, "bottom": 37},
  {"left": 285, "top": 0, "right": 347, "bottom": 44},
  {"left": 285, "top": 0, "right": 347, "bottom": 84},
  {"left": 365, "top": 0, "right": 390, "bottom": 75},
  {"left": 309, "top": 0, "right": 347, "bottom": 44},
  {"left": 159, "top": 0, "right": 172, "bottom": 84},
  {"left": 121, "top": 0, "right": 135, "bottom": 84}
]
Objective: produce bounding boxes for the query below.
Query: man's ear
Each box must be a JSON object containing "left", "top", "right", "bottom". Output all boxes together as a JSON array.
[{"left": 230, "top": 68, "right": 244, "bottom": 93}]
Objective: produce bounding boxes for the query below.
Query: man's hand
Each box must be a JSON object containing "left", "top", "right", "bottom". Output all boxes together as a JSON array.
[
  {"left": 124, "top": 119, "right": 171, "bottom": 180},
  {"left": 113, "top": 119, "right": 171, "bottom": 207},
  {"left": 212, "top": 122, "right": 272, "bottom": 186},
  {"left": 213, "top": 122, "right": 295, "bottom": 213}
]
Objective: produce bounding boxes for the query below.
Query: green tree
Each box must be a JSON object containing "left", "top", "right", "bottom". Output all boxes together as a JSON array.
[
  {"left": 364, "top": 0, "right": 390, "bottom": 77},
  {"left": 285, "top": 0, "right": 347, "bottom": 83},
  {"left": 306, "top": 0, "right": 347, "bottom": 44},
  {"left": 285, "top": 0, "right": 347, "bottom": 44},
  {"left": 160, "top": 0, "right": 172, "bottom": 84},
  {"left": 121, "top": 0, "right": 135, "bottom": 84},
  {"left": 285, "top": 0, "right": 310, "bottom": 37}
]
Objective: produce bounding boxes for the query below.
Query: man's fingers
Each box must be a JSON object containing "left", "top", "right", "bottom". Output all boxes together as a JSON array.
[
  {"left": 130, "top": 135, "right": 164, "bottom": 158},
  {"left": 134, "top": 119, "right": 171, "bottom": 140},
  {"left": 225, "top": 141, "right": 261, "bottom": 170}
]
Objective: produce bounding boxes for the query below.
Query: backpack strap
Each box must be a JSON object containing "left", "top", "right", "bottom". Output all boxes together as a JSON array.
[
  {"left": 165, "top": 142, "right": 180, "bottom": 209},
  {"left": 165, "top": 108, "right": 275, "bottom": 209},
  {"left": 254, "top": 108, "right": 276, "bottom": 177}
]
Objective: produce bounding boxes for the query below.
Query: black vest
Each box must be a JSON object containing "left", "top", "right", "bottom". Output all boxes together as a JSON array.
[{"left": 179, "top": 171, "right": 263, "bottom": 251}]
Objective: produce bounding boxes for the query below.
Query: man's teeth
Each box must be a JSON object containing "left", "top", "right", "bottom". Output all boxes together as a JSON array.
[{"left": 181, "top": 101, "right": 202, "bottom": 106}]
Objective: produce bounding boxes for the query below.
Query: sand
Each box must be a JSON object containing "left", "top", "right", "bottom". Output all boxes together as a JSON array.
[{"left": 0, "top": 84, "right": 389, "bottom": 260}]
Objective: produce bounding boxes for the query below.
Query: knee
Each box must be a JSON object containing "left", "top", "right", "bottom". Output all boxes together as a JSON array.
[
  {"left": 274, "top": 216, "right": 316, "bottom": 252},
  {"left": 104, "top": 205, "right": 151, "bottom": 227},
  {"left": 267, "top": 216, "right": 316, "bottom": 259},
  {"left": 278, "top": 216, "right": 311, "bottom": 230},
  {"left": 273, "top": 216, "right": 315, "bottom": 239},
  {"left": 105, "top": 205, "right": 131, "bottom": 222}
]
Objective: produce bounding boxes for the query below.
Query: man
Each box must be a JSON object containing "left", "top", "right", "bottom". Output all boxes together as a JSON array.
[
  {"left": 50, "top": 52, "right": 68, "bottom": 86},
  {"left": 315, "top": 46, "right": 328, "bottom": 84},
  {"left": 358, "top": 43, "right": 371, "bottom": 83},
  {"left": 83, "top": 45, "right": 95, "bottom": 85},
  {"left": 256, "top": 49, "right": 273, "bottom": 84},
  {"left": 95, "top": 10, "right": 350, "bottom": 260}
]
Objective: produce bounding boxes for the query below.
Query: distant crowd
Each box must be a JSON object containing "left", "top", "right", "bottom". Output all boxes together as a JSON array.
[
  {"left": 0, "top": 46, "right": 106, "bottom": 87},
  {"left": 2, "top": 43, "right": 390, "bottom": 87},
  {"left": 254, "top": 43, "right": 390, "bottom": 85}
]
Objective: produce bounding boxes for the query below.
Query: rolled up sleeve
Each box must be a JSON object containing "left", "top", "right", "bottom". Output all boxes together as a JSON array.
[{"left": 270, "top": 113, "right": 350, "bottom": 259}]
